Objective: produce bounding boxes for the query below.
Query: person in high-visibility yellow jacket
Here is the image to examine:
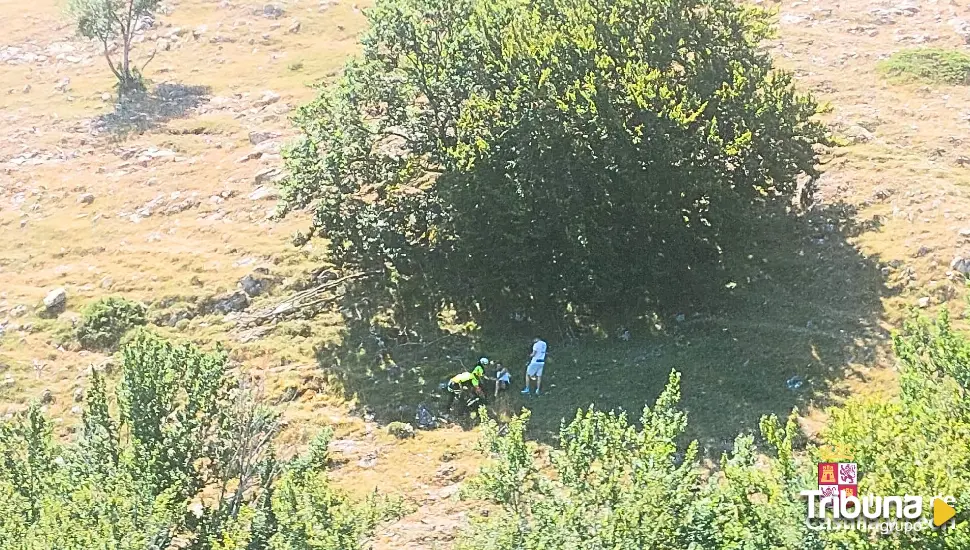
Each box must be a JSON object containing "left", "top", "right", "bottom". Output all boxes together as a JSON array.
[{"left": 445, "top": 364, "right": 486, "bottom": 411}]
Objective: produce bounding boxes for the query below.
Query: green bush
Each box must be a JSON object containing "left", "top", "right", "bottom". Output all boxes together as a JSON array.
[
  {"left": 75, "top": 296, "right": 147, "bottom": 351},
  {"left": 878, "top": 48, "right": 970, "bottom": 85},
  {"left": 461, "top": 373, "right": 817, "bottom": 549},
  {"left": 0, "top": 330, "right": 402, "bottom": 549},
  {"left": 463, "top": 309, "right": 970, "bottom": 549}
]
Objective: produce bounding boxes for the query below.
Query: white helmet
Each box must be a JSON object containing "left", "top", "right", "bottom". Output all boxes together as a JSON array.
[{"left": 479, "top": 357, "right": 489, "bottom": 365}]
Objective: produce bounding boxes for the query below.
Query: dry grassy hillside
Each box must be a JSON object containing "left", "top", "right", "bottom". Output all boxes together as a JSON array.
[{"left": 3, "top": 0, "right": 970, "bottom": 546}]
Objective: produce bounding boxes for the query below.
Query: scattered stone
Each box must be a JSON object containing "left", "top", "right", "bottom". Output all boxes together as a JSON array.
[
  {"left": 249, "top": 186, "right": 279, "bottom": 201},
  {"left": 239, "top": 272, "right": 273, "bottom": 297},
  {"left": 388, "top": 421, "right": 415, "bottom": 439},
  {"left": 263, "top": 4, "right": 285, "bottom": 18},
  {"left": 54, "top": 78, "right": 70, "bottom": 93},
  {"left": 100, "top": 277, "right": 114, "bottom": 289},
  {"left": 77, "top": 193, "right": 95, "bottom": 205},
  {"left": 22, "top": 84, "right": 30, "bottom": 94},
  {"left": 358, "top": 452, "right": 378, "bottom": 468},
  {"left": 437, "top": 483, "right": 461, "bottom": 500},
  {"left": 287, "top": 20, "right": 302, "bottom": 34},
  {"left": 953, "top": 18, "right": 970, "bottom": 44},
  {"left": 329, "top": 439, "right": 358, "bottom": 454},
  {"left": 238, "top": 151, "right": 263, "bottom": 163},
  {"left": 872, "top": 187, "right": 893, "bottom": 201},
  {"left": 9, "top": 305, "right": 27, "bottom": 318},
  {"left": 202, "top": 291, "right": 250, "bottom": 315},
  {"left": 73, "top": 387, "right": 84, "bottom": 402},
  {"left": 844, "top": 125, "right": 874, "bottom": 144},
  {"left": 950, "top": 256, "right": 970, "bottom": 275},
  {"left": 1, "top": 376, "right": 13, "bottom": 389},
  {"left": 959, "top": 228, "right": 970, "bottom": 237},
  {"left": 43, "top": 288, "right": 67, "bottom": 314},
  {"left": 249, "top": 130, "right": 281, "bottom": 145},
  {"left": 279, "top": 385, "right": 299, "bottom": 402},
  {"left": 254, "top": 167, "right": 283, "bottom": 185},
  {"left": 158, "top": 308, "right": 195, "bottom": 327},
  {"left": 254, "top": 90, "right": 281, "bottom": 107},
  {"left": 436, "top": 464, "right": 457, "bottom": 479},
  {"left": 40, "top": 389, "right": 54, "bottom": 404},
  {"left": 917, "top": 296, "right": 931, "bottom": 308}
]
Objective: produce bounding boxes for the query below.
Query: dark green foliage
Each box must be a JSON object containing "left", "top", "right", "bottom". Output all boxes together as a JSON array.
[
  {"left": 0, "top": 331, "right": 402, "bottom": 549},
  {"left": 282, "top": 0, "right": 826, "bottom": 329},
  {"left": 464, "top": 313, "right": 970, "bottom": 549},
  {"left": 821, "top": 309, "right": 970, "bottom": 549},
  {"left": 877, "top": 48, "right": 970, "bottom": 85},
  {"left": 75, "top": 296, "right": 147, "bottom": 351},
  {"left": 463, "top": 372, "right": 816, "bottom": 549},
  {"left": 118, "top": 329, "right": 228, "bottom": 501}
]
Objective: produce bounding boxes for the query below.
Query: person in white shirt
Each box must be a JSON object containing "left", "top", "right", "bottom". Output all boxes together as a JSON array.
[
  {"left": 521, "top": 337, "right": 547, "bottom": 396},
  {"left": 493, "top": 363, "right": 511, "bottom": 398}
]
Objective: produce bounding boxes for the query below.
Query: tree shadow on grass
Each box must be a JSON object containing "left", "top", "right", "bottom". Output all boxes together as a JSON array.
[
  {"left": 92, "top": 82, "right": 211, "bottom": 137},
  {"left": 315, "top": 200, "right": 893, "bottom": 455}
]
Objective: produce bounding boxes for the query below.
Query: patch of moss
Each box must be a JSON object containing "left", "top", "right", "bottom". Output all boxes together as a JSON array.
[{"left": 878, "top": 48, "right": 970, "bottom": 85}]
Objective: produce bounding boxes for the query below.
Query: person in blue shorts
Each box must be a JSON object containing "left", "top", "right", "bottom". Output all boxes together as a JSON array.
[{"left": 521, "top": 337, "right": 547, "bottom": 396}]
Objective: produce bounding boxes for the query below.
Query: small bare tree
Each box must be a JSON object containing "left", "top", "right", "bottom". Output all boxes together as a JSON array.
[{"left": 68, "top": 0, "right": 161, "bottom": 96}]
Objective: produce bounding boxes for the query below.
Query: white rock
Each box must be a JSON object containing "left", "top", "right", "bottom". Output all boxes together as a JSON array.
[
  {"left": 77, "top": 193, "right": 95, "bottom": 205},
  {"left": 249, "top": 186, "right": 279, "bottom": 201},
  {"left": 263, "top": 4, "right": 285, "bottom": 18},
  {"left": 950, "top": 256, "right": 970, "bottom": 275},
  {"left": 917, "top": 296, "right": 931, "bottom": 308},
  {"left": 255, "top": 167, "right": 283, "bottom": 185},
  {"left": 43, "top": 288, "right": 67, "bottom": 312},
  {"left": 254, "top": 90, "right": 281, "bottom": 107},
  {"left": 249, "top": 130, "right": 281, "bottom": 145}
]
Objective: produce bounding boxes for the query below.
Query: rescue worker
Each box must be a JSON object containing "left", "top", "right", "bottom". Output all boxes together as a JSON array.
[{"left": 445, "top": 358, "right": 488, "bottom": 411}]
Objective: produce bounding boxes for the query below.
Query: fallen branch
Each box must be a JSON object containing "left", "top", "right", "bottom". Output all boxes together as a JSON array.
[{"left": 239, "top": 270, "right": 379, "bottom": 326}]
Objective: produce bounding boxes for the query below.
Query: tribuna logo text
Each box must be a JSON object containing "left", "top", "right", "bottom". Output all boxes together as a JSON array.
[
  {"left": 800, "top": 460, "right": 955, "bottom": 533},
  {"left": 799, "top": 490, "right": 955, "bottom": 533}
]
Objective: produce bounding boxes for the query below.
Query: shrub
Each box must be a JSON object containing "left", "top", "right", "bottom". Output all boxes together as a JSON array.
[
  {"left": 462, "top": 372, "right": 816, "bottom": 549},
  {"left": 877, "top": 48, "right": 970, "bottom": 85},
  {"left": 387, "top": 421, "right": 415, "bottom": 439},
  {"left": 463, "top": 310, "right": 970, "bottom": 549},
  {"left": 0, "top": 331, "right": 403, "bottom": 548},
  {"left": 75, "top": 296, "right": 147, "bottom": 351}
]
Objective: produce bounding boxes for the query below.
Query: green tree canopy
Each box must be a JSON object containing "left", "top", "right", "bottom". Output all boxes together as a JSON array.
[{"left": 282, "top": 0, "right": 825, "bottom": 329}]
